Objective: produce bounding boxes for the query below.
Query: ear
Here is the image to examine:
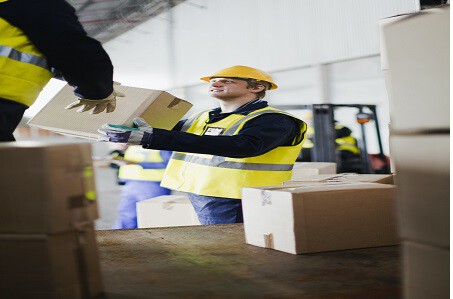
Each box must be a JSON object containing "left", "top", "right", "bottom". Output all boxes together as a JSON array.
[{"left": 250, "top": 84, "right": 265, "bottom": 93}]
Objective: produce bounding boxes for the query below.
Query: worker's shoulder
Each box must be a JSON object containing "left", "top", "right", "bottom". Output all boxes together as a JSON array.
[
  {"left": 245, "top": 109, "right": 301, "bottom": 128},
  {"left": 248, "top": 107, "right": 302, "bottom": 122}
]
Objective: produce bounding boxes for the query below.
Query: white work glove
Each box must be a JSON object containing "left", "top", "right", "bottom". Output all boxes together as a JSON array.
[
  {"left": 65, "top": 82, "right": 125, "bottom": 114},
  {"left": 97, "top": 118, "right": 153, "bottom": 145}
]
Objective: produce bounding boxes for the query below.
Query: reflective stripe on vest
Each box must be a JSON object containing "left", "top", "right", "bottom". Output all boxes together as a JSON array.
[
  {"left": 118, "top": 147, "right": 167, "bottom": 181},
  {"left": 336, "top": 136, "right": 360, "bottom": 154},
  {"left": 161, "top": 107, "right": 307, "bottom": 199},
  {"left": 0, "top": 17, "right": 53, "bottom": 106},
  {"left": 181, "top": 111, "right": 205, "bottom": 132},
  {"left": 123, "top": 146, "right": 164, "bottom": 163},
  {"left": 170, "top": 152, "right": 294, "bottom": 171},
  {"left": 302, "top": 138, "right": 314, "bottom": 148}
]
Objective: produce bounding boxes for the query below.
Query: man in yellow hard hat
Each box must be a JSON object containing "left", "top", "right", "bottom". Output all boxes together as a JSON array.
[
  {"left": 0, "top": 0, "right": 122, "bottom": 141},
  {"left": 99, "top": 66, "right": 307, "bottom": 225}
]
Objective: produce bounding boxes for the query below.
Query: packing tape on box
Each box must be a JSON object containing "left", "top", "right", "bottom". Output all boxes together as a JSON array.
[
  {"left": 283, "top": 181, "right": 372, "bottom": 191},
  {"left": 288, "top": 173, "right": 359, "bottom": 183},
  {"left": 320, "top": 173, "right": 358, "bottom": 182},
  {"left": 162, "top": 200, "right": 190, "bottom": 210},
  {"left": 261, "top": 190, "right": 272, "bottom": 206},
  {"left": 68, "top": 194, "right": 91, "bottom": 209},
  {"left": 162, "top": 201, "right": 177, "bottom": 210},
  {"left": 74, "top": 225, "right": 100, "bottom": 298},
  {"left": 263, "top": 233, "right": 274, "bottom": 249},
  {"left": 74, "top": 228, "right": 91, "bottom": 298}
]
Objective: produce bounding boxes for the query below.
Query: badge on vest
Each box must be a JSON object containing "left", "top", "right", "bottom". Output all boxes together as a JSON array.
[{"left": 203, "top": 127, "right": 225, "bottom": 136}]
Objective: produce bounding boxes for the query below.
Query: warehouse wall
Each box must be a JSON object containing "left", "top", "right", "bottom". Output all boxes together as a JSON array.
[
  {"left": 105, "top": 0, "right": 419, "bottom": 88},
  {"left": 101, "top": 0, "right": 418, "bottom": 155}
]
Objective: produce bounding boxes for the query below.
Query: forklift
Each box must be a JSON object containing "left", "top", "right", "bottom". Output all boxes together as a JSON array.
[{"left": 275, "top": 104, "right": 391, "bottom": 174}]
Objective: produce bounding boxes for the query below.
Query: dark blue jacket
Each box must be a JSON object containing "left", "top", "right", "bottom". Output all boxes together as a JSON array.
[
  {"left": 0, "top": 0, "right": 113, "bottom": 99},
  {"left": 144, "top": 99, "right": 301, "bottom": 158}
]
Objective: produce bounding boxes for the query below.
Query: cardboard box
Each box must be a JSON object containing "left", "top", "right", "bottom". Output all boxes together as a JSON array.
[
  {"left": 403, "top": 241, "right": 449, "bottom": 299},
  {"left": 242, "top": 183, "right": 398, "bottom": 254},
  {"left": 390, "top": 134, "right": 449, "bottom": 248},
  {"left": 291, "top": 162, "right": 337, "bottom": 179},
  {"left": 0, "top": 223, "right": 103, "bottom": 298},
  {"left": 380, "top": 6, "right": 449, "bottom": 131},
  {"left": 137, "top": 195, "right": 201, "bottom": 228},
  {"left": 0, "top": 141, "right": 99, "bottom": 234},
  {"left": 28, "top": 84, "right": 192, "bottom": 139},
  {"left": 283, "top": 173, "right": 394, "bottom": 186}
]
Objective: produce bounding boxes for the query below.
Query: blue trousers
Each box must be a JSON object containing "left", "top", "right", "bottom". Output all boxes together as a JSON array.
[
  {"left": 188, "top": 193, "right": 243, "bottom": 225},
  {"left": 114, "top": 180, "right": 171, "bottom": 229}
]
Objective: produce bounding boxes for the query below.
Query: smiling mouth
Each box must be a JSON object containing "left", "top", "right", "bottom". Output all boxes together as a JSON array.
[{"left": 210, "top": 89, "right": 224, "bottom": 92}]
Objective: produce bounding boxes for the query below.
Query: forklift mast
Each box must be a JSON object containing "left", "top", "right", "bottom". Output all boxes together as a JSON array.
[{"left": 275, "top": 104, "right": 390, "bottom": 174}]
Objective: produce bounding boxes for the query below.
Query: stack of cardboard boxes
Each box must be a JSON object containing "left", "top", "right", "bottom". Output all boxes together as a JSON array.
[
  {"left": 291, "top": 162, "right": 337, "bottom": 179},
  {"left": 243, "top": 166, "right": 398, "bottom": 254},
  {"left": 135, "top": 162, "right": 338, "bottom": 228},
  {"left": 0, "top": 142, "right": 103, "bottom": 298},
  {"left": 380, "top": 5, "right": 449, "bottom": 298}
]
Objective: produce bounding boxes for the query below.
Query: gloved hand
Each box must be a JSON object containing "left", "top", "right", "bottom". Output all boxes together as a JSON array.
[
  {"left": 97, "top": 118, "right": 153, "bottom": 145},
  {"left": 65, "top": 82, "right": 125, "bottom": 114}
]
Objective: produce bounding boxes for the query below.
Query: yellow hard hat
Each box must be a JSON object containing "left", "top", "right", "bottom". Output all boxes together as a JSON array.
[{"left": 200, "top": 65, "right": 278, "bottom": 90}]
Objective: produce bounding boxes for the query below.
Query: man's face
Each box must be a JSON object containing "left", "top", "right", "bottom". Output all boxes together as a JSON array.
[{"left": 208, "top": 78, "right": 251, "bottom": 100}]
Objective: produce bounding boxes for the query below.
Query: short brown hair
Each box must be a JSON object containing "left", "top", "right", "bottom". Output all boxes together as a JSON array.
[{"left": 245, "top": 79, "right": 269, "bottom": 99}]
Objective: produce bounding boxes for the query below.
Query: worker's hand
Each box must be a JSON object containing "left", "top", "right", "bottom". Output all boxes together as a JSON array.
[
  {"left": 97, "top": 118, "right": 153, "bottom": 145},
  {"left": 65, "top": 82, "right": 125, "bottom": 114}
]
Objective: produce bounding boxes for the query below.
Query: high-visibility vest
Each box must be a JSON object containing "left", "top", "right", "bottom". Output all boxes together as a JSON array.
[
  {"left": 335, "top": 135, "right": 360, "bottom": 155},
  {"left": 161, "top": 107, "right": 307, "bottom": 199},
  {"left": 302, "top": 126, "right": 314, "bottom": 148},
  {"left": 118, "top": 146, "right": 167, "bottom": 182},
  {"left": 0, "top": 12, "right": 53, "bottom": 106}
]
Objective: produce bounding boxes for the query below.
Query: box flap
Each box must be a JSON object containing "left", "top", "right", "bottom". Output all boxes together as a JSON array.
[{"left": 283, "top": 174, "right": 394, "bottom": 185}]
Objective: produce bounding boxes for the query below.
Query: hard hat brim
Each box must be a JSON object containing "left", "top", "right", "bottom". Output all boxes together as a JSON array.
[{"left": 199, "top": 76, "right": 278, "bottom": 90}]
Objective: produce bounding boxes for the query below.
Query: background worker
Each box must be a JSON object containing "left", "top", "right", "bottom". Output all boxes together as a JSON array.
[
  {"left": 299, "top": 124, "right": 360, "bottom": 161},
  {"left": 98, "top": 66, "right": 307, "bottom": 225},
  {"left": 334, "top": 125, "right": 360, "bottom": 160},
  {"left": 0, "top": 0, "right": 121, "bottom": 141},
  {"left": 113, "top": 146, "right": 172, "bottom": 229}
]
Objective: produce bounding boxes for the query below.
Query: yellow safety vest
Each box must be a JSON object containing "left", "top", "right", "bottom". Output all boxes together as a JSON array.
[
  {"left": 118, "top": 146, "right": 167, "bottom": 182},
  {"left": 0, "top": 12, "right": 53, "bottom": 106},
  {"left": 302, "top": 126, "right": 314, "bottom": 148},
  {"left": 161, "top": 107, "right": 307, "bottom": 199},
  {"left": 302, "top": 138, "right": 314, "bottom": 148},
  {"left": 336, "top": 136, "right": 360, "bottom": 154}
]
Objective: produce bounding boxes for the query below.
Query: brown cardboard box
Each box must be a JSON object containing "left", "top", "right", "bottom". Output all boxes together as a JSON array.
[
  {"left": 283, "top": 173, "right": 394, "bottom": 186},
  {"left": 403, "top": 241, "right": 449, "bottom": 299},
  {"left": 137, "top": 195, "right": 200, "bottom": 228},
  {"left": 0, "top": 141, "right": 99, "bottom": 234},
  {"left": 390, "top": 134, "right": 449, "bottom": 248},
  {"left": 380, "top": 6, "right": 449, "bottom": 132},
  {"left": 291, "top": 162, "right": 337, "bottom": 179},
  {"left": 28, "top": 84, "right": 193, "bottom": 139},
  {"left": 242, "top": 183, "right": 399, "bottom": 254},
  {"left": 0, "top": 223, "right": 103, "bottom": 299}
]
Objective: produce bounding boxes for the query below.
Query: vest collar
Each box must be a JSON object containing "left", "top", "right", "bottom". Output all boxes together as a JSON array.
[{"left": 208, "top": 99, "right": 268, "bottom": 122}]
